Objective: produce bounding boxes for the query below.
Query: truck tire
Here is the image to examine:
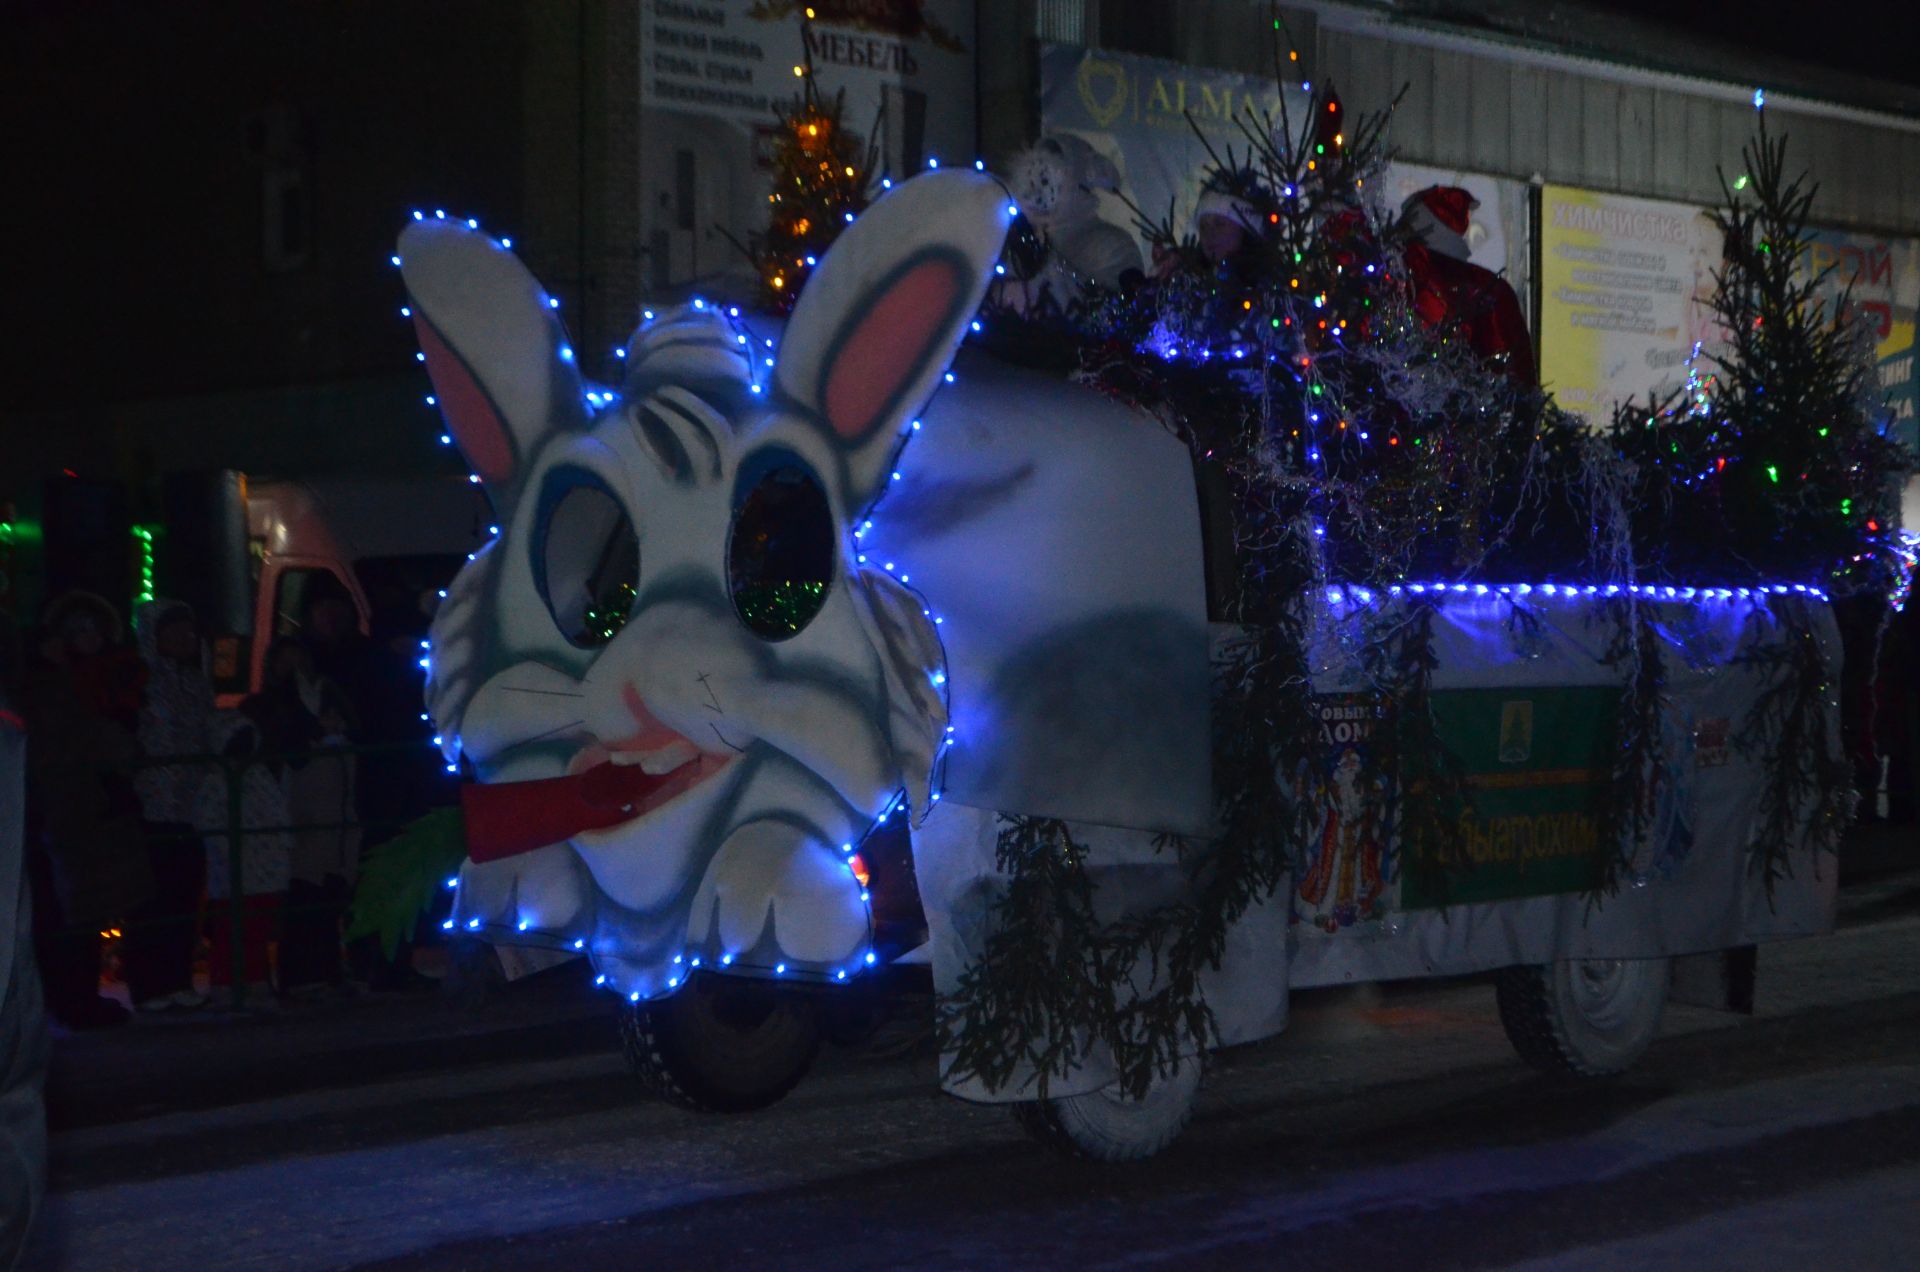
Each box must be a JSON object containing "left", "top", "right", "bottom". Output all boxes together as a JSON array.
[
  {"left": 620, "top": 973, "right": 821, "bottom": 1113},
  {"left": 1013, "top": 1054, "right": 1203, "bottom": 1162},
  {"left": 1497, "top": 956, "right": 1670, "bottom": 1077}
]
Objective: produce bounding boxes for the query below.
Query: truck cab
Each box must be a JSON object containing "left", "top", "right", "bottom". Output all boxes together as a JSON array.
[{"left": 227, "top": 475, "right": 489, "bottom": 702}]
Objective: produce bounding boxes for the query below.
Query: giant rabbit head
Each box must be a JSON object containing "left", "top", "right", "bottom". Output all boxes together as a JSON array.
[{"left": 400, "top": 173, "right": 1012, "bottom": 996}]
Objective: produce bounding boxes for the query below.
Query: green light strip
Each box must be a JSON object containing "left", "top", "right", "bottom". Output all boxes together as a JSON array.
[{"left": 132, "top": 524, "right": 157, "bottom": 605}]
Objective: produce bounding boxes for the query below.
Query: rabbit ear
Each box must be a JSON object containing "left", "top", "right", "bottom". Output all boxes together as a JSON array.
[
  {"left": 771, "top": 171, "right": 1012, "bottom": 513},
  {"left": 397, "top": 220, "right": 588, "bottom": 507}
]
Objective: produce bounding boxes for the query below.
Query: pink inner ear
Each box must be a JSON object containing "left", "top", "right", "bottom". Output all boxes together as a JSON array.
[
  {"left": 823, "top": 257, "right": 964, "bottom": 442},
  {"left": 415, "top": 316, "right": 515, "bottom": 484}
]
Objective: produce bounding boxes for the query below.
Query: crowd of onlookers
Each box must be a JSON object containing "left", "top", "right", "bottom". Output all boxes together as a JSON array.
[{"left": 7, "top": 582, "right": 445, "bottom": 1030}]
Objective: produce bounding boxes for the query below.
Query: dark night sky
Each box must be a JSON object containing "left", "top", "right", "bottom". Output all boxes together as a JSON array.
[{"left": 1590, "top": 0, "right": 1920, "bottom": 89}]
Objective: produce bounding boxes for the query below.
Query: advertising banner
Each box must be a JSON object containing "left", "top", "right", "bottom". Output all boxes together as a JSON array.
[
  {"left": 642, "top": 0, "right": 976, "bottom": 174},
  {"left": 1538, "top": 184, "right": 1722, "bottom": 427},
  {"left": 1037, "top": 44, "right": 1298, "bottom": 256},
  {"left": 1808, "top": 228, "right": 1920, "bottom": 452},
  {"left": 1296, "top": 686, "right": 1630, "bottom": 929},
  {"left": 1401, "top": 688, "right": 1623, "bottom": 909}
]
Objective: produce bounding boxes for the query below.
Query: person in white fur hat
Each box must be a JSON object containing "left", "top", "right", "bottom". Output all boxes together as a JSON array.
[{"left": 995, "top": 133, "right": 1143, "bottom": 314}]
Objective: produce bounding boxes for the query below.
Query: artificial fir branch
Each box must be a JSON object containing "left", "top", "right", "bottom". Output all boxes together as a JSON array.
[
  {"left": 1732, "top": 602, "right": 1852, "bottom": 898},
  {"left": 934, "top": 816, "right": 1112, "bottom": 1097},
  {"left": 1593, "top": 599, "right": 1669, "bottom": 902}
]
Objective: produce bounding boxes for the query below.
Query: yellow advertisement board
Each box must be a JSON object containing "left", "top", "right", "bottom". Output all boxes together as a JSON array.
[{"left": 1538, "top": 185, "right": 1720, "bottom": 427}]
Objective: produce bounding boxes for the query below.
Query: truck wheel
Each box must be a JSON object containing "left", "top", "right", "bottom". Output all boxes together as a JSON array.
[
  {"left": 1497, "top": 956, "right": 1670, "bottom": 1077},
  {"left": 1013, "top": 1054, "right": 1203, "bottom": 1162},
  {"left": 619, "top": 972, "right": 821, "bottom": 1113}
]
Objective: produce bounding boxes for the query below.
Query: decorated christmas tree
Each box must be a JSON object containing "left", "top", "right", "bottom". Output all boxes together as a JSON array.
[
  {"left": 738, "top": 14, "right": 878, "bottom": 312},
  {"left": 1610, "top": 115, "right": 1912, "bottom": 598}
]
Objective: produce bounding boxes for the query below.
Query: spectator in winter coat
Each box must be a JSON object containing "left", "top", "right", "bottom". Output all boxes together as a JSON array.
[
  {"left": 1, "top": 692, "right": 49, "bottom": 1264},
  {"left": 20, "top": 592, "right": 152, "bottom": 1030},
  {"left": 193, "top": 713, "right": 291, "bottom": 1011},
  {"left": 244, "top": 639, "right": 359, "bottom": 998},
  {"left": 126, "top": 599, "right": 213, "bottom": 1012}
]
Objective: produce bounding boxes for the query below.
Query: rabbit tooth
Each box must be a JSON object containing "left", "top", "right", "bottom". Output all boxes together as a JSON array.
[{"left": 639, "top": 740, "right": 700, "bottom": 775}]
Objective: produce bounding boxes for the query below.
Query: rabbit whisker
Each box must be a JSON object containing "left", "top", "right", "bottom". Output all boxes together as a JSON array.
[
  {"left": 500, "top": 686, "right": 587, "bottom": 698},
  {"left": 510, "top": 719, "right": 587, "bottom": 745}
]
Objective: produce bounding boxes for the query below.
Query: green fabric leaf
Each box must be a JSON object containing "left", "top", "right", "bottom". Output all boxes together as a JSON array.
[{"left": 345, "top": 806, "right": 468, "bottom": 961}]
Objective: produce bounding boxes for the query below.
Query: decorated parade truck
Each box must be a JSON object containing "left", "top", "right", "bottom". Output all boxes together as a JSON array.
[{"left": 384, "top": 155, "right": 1886, "bottom": 1161}]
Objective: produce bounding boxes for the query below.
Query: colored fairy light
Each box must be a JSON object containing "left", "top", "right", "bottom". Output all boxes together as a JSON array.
[{"left": 1753, "top": 87, "right": 1766, "bottom": 109}]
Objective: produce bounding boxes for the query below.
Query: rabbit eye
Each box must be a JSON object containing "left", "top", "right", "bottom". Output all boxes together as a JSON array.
[
  {"left": 728, "top": 457, "right": 833, "bottom": 641},
  {"left": 535, "top": 477, "right": 639, "bottom": 648}
]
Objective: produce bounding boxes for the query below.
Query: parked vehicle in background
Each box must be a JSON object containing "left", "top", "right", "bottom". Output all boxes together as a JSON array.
[{"left": 234, "top": 476, "right": 489, "bottom": 701}]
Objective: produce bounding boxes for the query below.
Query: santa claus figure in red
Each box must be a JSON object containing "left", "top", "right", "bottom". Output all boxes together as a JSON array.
[{"left": 1400, "top": 185, "right": 1536, "bottom": 385}]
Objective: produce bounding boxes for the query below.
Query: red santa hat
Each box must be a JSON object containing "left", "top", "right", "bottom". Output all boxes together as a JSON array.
[{"left": 1403, "top": 185, "right": 1479, "bottom": 236}]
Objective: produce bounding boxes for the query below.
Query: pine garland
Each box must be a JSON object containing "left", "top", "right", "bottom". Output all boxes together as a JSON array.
[{"left": 1733, "top": 603, "right": 1853, "bottom": 896}]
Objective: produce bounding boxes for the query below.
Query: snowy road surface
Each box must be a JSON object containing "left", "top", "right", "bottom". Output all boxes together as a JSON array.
[{"left": 24, "top": 869, "right": 1920, "bottom": 1270}]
